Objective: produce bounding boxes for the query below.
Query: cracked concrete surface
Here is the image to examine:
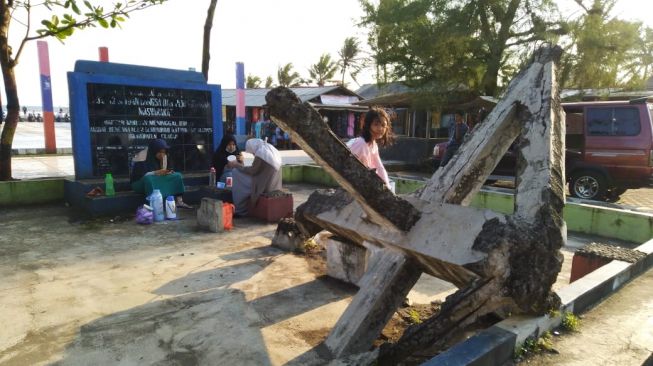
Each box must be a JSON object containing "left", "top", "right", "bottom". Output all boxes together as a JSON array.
[{"left": 523, "top": 268, "right": 653, "bottom": 366}]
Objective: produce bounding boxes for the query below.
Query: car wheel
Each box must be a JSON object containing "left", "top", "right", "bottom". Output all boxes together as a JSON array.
[{"left": 570, "top": 171, "right": 607, "bottom": 200}]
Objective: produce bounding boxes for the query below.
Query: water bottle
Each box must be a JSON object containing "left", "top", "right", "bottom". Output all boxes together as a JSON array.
[
  {"left": 209, "top": 167, "right": 216, "bottom": 189},
  {"left": 105, "top": 173, "right": 115, "bottom": 196},
  {"left": 149, "top": 189, "right": 165, "bottom": 222},
  {"left": 165, "top": 195, "right": 177, "bottom": 219}
]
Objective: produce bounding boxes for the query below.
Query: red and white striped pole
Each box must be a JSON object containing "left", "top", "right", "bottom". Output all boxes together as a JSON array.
[
  {"left": 98, "top": 47, "right": 109, "bottom": 62},
  {"left": 37, "top": 41, "right": 56, "bottom": 153}
]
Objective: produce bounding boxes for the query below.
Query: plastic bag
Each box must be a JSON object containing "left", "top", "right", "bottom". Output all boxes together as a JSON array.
[
  {"left": 135, "top": 205, "right": 154, "bottom": 225},
  {"left": 222, "top": 202, "right": 235, "bottom": 230}
]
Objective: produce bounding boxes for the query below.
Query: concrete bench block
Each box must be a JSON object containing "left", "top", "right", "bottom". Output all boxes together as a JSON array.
[
  {"left": 326, "top": 237, "right": 367, "bottom": 286},
  {"left": 570, "top": 242, "right": 646, "bottom": 283},
  {"left": 197, "top": 198, "right": 224, "bottom": 232},
  {"left": 249, "top": 191, "right": 293, "bottom": 222}
]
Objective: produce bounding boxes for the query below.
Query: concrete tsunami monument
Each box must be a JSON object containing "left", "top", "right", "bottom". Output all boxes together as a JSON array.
[{"left": 266, "top": 45, "right": 566, "bottom": 364}]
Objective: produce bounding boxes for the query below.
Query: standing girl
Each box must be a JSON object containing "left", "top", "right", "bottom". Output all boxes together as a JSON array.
[{"left": 347, "top": 107, "right": 393, "bottom": 189}]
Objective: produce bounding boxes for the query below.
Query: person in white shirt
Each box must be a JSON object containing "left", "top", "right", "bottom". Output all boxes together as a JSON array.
[{"left": 347, "top": 107, "right": 393, "bottom": 189}]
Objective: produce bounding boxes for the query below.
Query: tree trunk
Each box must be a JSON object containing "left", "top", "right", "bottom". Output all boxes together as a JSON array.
[
  {"left": 201, "top": 0, "right": 218, "bottom": 81},
  {"left": 481, "top": 50, "right": 501, "bottom": 96},
  {"left": 0, "top": 1, "right": 18, "bottom": 181}
]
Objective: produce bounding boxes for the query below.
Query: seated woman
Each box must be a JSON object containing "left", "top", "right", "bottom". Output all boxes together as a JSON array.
[
  {"left": 211, "top": 133, "right": 244, "bottom": 183},
  {"left": 347, "top": 107, "right": 393, "bottom": 190},
  {"left": 130, "top": 138, "right": 192, "bottom": 208},
  {"left": 228, "top": 138, "right": 282, "bottom": 215}
]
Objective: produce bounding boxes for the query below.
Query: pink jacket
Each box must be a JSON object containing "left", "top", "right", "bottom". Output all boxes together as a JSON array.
[{"left": 348, "top": 137, "right": 390, "bottom": 188}]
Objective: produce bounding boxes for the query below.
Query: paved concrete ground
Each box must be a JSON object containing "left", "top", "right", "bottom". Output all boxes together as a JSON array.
[
  {"left": 8, "top": 121, "right": 72, "bottom": 150},
  {"left": 521, "top": 268, "right": 653, "bottom": 366},
  {"left": 0, "top": 181, "right": 640, "bottom": 366}
]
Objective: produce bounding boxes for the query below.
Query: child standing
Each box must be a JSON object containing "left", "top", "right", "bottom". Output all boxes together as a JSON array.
[{"left": 347, "top": 107, "right": 393, "bottom": 189}]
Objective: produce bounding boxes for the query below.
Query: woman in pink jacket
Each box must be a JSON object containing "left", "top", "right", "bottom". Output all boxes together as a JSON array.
[{"left": 347, "top": 107, "right": 393, "bottom": 189}]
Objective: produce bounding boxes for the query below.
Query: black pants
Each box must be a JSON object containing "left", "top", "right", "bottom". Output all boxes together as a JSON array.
[{"left": 440, "top": 146, "right": 459, "bottom": 168}]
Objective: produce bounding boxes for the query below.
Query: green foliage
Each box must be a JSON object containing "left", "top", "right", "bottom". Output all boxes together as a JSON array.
[
  {"left": 561, "top": 311, "right": 580, "bottom": 332},
  {"left": 265, "top": 76, "right": 274, "bottom": 88},
  {"left": 32, "top": 1, "right": 167, "bottom": 42},
  {"left": 560, "top": 0, "right": 653, "bottom": 90},
  {"left": 308, "top": 53, "right": 339, "bottom": 87},
  {"left": 246, "top": 74, "right": 262, "bottom": 89},
  {"left": 338, "top": 37, "right": 365, "bottom": 86},
  {"left": 513, "top": 331, "right": 554, "bottom": 360},
  {"left": 407, "top": 308, "right": 421, "bottom": 324},
  {"left": 277, "top": 63, "right": 303, "bottom": 87},
  {"left": 547, "top": 309, "right": 561, "bottom": 318},
  {"left": 359, "top": 0, "right": 564, "bottom": 97}
]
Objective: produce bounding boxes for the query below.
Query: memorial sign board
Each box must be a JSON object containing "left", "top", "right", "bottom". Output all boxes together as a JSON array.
[{"left": 68, "top": 61, "right": 222, "bottom": 179}]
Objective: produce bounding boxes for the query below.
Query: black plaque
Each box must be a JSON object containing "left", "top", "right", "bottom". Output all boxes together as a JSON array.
[{"left": 87, "top": 83, "right": 214, "bottom": 177}]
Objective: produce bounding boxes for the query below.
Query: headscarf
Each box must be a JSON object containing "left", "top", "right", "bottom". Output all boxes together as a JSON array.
[
  {"left": 145, "top": 138, "right": 170, "bottom": 170},
  {"left": 212, "top": 134, "right": 241, "bottom": 178},
  {"left": 246, "top": 138, "right": 282, "bottom": 171}
]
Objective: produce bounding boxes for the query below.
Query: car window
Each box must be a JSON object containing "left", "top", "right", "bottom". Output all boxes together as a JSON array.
[
  {"left": 587, "top": 107, "right": 640, "bottom": 136},
  {"left": 613, "top": 107, "right": 640, "bottom": 135},
  {"left": 587, "top": 108, "right": 612, "bottom": 135}
]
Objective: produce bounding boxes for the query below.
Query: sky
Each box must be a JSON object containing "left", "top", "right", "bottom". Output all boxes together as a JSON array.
[{"left": 6, "top": 0, "right": 653, "bottom": 109}]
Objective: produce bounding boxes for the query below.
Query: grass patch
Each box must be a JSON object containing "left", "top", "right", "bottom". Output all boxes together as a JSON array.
[
  {"left": 514, "top": 331, "right": 555, "bottom": 360},
  {"left": 561, "top": 311, "right": 581, "bottom": 332}
]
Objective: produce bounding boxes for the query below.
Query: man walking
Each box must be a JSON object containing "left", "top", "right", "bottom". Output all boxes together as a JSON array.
[{"left": 440, "top": 110, "right": 468, "bottom": 167}]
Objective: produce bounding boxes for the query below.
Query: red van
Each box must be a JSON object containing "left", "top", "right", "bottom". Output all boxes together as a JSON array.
[{"left": 432, "top": 99, "right": 653, "bottom": 201}]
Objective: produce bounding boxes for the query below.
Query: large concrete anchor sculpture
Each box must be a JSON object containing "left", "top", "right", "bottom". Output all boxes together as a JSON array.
[{"left": 265, "top": 45, "right": 566, "bottom": 364}]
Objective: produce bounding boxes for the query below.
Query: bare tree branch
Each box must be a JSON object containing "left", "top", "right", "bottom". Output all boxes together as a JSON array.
[{"left": 13, "top": 0, "right": 31, "bottom": 66}]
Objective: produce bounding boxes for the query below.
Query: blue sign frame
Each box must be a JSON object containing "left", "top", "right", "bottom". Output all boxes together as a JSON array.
[{"left": 68, "top": 62, "right": 222, "bottom": 179}]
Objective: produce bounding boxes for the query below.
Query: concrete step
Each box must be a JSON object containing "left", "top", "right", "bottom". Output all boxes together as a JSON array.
[{"left": 64, "top": 173, "right": 231, "bottom": 217}]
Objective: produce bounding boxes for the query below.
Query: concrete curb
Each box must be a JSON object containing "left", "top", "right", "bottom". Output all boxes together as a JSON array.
[
  {"left": 12, "top": 147, "right": 72, "bottom": 155},
  {"left": 426, "top": 238, "right": 653, "bottom": 366}
]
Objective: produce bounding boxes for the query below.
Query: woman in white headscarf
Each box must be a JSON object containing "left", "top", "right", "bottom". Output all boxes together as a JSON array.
[{"left": 228, "top": 138, "right": 283, "bottom": 215}]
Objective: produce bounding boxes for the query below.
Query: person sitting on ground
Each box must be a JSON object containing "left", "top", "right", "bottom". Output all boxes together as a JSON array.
[
  {"left": 347, "top": 106, "right": 393, "bottom": 190},
  {"left": 130, "top": 138, "right": 192, "bottom": 208},
  {"left": 227, "top": 138, "right": 282, "bottom": 216},
  {"left": 212, "top": 133, "right": 244, "bottom": 183},
  {"left": 440, "top": 110, "right": 469, "bottom": 168}
]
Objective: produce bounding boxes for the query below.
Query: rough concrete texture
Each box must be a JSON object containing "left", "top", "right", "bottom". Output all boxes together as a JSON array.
[
  {"left": 575, "top": 242, "right": 646, "bottom": 263},
  {"left": 271, "top": 218, "right": 306, "bottom": 252},
  {"left": 270, "top": 46, "right": 567, "bottom": 363},
  {"left": 0, "top": 184, "right": 468, "bottom": 366},
  {"left": 325, "top": 237, "right": 368, "bottom": 286},
  {"left": 196, "top": 198, "right": 223, "bottom": 232}
]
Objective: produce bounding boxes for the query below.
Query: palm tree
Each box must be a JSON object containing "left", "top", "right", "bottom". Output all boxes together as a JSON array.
[
  {"left": 265, "top": 76, "right": 274, "bottom": 88},
  {"left": 338, "top": 37, "right": 366, "bottom": 86},
  {"left": 277, "top": 63, "right": 303, "bottom": 87},
  {"left": 308, "top": 53, "right": 339, "bottom": 86},
  {"left": 246, "top": 74, "right": 262, "bottom": 88}
]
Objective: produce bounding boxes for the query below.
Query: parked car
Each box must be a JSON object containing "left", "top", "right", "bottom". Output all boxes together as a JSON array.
[{"left": 432, "top": 99, "right": 653, "bottom": 201}]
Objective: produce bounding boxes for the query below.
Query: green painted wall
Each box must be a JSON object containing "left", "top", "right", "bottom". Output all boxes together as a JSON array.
[
  {"left": 300, "top": 169, "right": 653, "bottom": 243},
  {"left": 282, "top": 165, "right": 304, "bottom": 183},
  {"left": 301, "top": 165, "right": 339, "bottom": 187},
  {"left": 0, "top": 179, "right": 64, "bottom": 206},
  {"left": 564, "top": 204, "right": 653, "bottom": 244}
]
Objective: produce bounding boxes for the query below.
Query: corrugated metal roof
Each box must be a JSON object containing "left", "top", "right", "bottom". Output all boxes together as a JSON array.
[
  {"left": 222, "top": 86, "right": 361, "bottom": 107},
  {"left": 356, "top": 82, "right": 412, "bottom": 100}
]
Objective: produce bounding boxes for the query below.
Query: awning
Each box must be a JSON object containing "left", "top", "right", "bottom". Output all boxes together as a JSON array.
[{"left": 308, "top": 102, "right": 369, "bottom": 112}]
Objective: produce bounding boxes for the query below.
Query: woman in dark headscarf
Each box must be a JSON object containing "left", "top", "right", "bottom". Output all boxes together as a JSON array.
[
  {"left": 212, "top": 134, "right": 244, "bottom": 183},
  {"left": 130, "top": 138, "right": 191, "bottom": 208}
]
